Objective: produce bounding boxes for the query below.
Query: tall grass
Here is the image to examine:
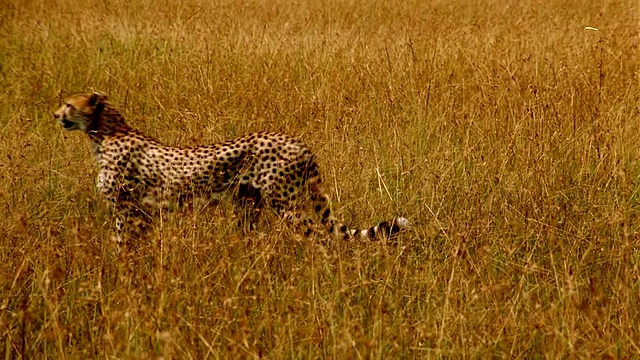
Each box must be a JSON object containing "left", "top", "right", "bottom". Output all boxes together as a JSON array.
[{"left": 1, "top": 0, "right": 638, "bottom": 357}]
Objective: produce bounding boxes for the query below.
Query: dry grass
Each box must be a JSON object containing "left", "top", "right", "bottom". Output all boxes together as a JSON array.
[{"left": 1, "top": 0, "right": 639, "bottom": 357}]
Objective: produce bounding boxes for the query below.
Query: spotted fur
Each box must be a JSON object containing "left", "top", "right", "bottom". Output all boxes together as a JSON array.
[{"left": 54, "top": 92, "right": 410, "bottom": 242}]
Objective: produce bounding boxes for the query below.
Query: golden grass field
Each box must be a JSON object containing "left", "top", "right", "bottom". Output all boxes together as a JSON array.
[{"left": 1, "top": 0, "right": 639, "bottom": 357}]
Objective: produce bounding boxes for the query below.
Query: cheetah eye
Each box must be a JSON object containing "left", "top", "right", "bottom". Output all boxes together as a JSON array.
[{"left": 65, "top": 103, "right": 71, "bottom": 108}]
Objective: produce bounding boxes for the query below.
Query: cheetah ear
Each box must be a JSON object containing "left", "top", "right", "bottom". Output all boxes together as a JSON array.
[{"left": 88, "top": 92, "right": 108, "bottom": 107}]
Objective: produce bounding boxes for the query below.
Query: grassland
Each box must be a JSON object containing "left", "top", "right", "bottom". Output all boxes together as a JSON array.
[{"left": 0, "top": 0, "right": 639, "bottom": 357}]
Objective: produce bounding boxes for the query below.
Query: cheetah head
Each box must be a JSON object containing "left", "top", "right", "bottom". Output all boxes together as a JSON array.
[{"left": 53, "top": 92, "right": 108, "bottom": 132}]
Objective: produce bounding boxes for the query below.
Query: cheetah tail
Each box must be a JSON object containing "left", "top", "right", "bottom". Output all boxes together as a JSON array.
[
  {"left": 330, "top": 216, "right": 411, "bottom": 241},
  {"left": 316, "top": 195, "right": 410, "bottom": 240},
  {"left": 308, "top": 175, "right": 409, "bottom": 240}
]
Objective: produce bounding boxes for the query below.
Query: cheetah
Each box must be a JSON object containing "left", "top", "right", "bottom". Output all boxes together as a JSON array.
[{"left": 53, "top": 92, "right": 410, "bottom": 242}]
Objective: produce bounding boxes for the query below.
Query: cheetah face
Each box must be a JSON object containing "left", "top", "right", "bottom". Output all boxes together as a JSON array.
[{"left": 53, "top": 92, "right": 107, "bottom": 132}]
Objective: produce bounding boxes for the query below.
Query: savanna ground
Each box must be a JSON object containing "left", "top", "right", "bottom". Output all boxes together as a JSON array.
[{"left": 1, "top": 0, "right": 639, "bottom": 357}]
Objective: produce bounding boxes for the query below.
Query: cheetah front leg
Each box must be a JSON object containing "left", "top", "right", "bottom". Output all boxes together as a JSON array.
[
  {"left": 98, "top": 169, "right": 152, "bottom": 245},
  {"left": 98, "top": 169, "right": 125, "bottom": 243},
  {"left": 115, "top": 202, "right": 153, "bottom": 244},
  {"left": 102, "top": 192, "right": 152, "bottom": 245}
]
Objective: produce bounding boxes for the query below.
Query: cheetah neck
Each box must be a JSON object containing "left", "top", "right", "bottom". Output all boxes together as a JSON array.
[
  {"left": 87, "top": 106, "right": 132, "bottom": 153},
  {"left": 87, "top": 105, "right": 131, "bottom": 134}
]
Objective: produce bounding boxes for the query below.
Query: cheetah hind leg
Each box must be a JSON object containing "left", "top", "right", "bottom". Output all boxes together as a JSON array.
[
  {"left": 281, "top": 210, "right": 315, "bottom": 237},
  {"left": 233, "top": 183, "right": 263, "bottom": 233}
]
